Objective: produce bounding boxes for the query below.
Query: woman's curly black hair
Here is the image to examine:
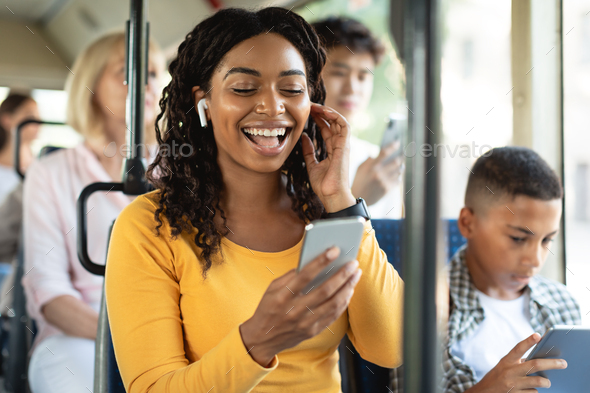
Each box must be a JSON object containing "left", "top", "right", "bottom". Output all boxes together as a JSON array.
[{"left": 147, "top": 7, "right": 328, "bottom": 276}]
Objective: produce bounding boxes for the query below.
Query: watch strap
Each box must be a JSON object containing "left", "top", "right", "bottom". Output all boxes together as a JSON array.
[{"left": 326, "top": 198, "right": 371, "bottom": 221}]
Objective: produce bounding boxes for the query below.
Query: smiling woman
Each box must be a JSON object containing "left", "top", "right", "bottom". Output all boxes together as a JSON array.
[
  {"left": 105, "top": 7, "right": 403, "bottom": 393},
  {"left": 147, "top": 7, "right": 330, "bottom": 271}
]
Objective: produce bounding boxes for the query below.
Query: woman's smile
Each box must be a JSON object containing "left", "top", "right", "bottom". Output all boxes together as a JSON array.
[{"left": 240, "top": 120, "right": 294, "bottom": 156}]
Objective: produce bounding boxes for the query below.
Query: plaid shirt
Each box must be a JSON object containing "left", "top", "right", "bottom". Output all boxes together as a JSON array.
[{"left": 390, "top": 245, "right": 581, "bottom": 393}]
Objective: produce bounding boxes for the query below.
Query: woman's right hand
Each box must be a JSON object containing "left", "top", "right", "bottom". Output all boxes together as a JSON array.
[{"left": 239, "top": 246, "right": 362, "bottom": 367}]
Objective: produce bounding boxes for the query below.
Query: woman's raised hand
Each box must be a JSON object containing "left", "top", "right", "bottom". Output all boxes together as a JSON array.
[
  {"left": 301, "top": 103, "right": 356, "bottom": 213},
  {"left": 239, "top": 246, "right": 362, "bottom": 367}
]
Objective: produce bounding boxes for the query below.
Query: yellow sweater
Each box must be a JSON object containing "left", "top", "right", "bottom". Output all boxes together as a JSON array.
[{"left": 105, "top": 191, "right": 403, "bottom": 393}]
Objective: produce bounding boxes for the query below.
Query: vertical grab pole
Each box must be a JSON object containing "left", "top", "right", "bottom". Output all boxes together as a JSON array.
[
  {"left": 123, "top": 0, "right": 149, "bottom": 195},
  {"left": 93, "top": 291, "right": 110, "bottom": 393},
  {"left": 399, "top": 0, "right": 446, "bottom": 392},
  {"left": 91, "top": 1, "right": 149, "bottom": 391}
]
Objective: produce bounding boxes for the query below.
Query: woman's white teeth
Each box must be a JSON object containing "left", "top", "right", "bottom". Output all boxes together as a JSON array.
[{"left": 243, "top": 128, "right": 286, "bottom": 136}]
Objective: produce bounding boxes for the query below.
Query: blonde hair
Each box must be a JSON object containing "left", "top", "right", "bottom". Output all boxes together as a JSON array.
[{"left": 65, "top": 32, "right": 165, "bottom": 139}]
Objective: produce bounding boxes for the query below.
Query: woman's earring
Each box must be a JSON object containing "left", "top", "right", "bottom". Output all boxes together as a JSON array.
[{"left": 197, "top": 98, "right": 208, "bottom": 128}]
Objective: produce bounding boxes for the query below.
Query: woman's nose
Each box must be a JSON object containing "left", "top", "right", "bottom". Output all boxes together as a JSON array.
[{"left": 255, "top": 91, "right": 285, "bottom": 117}]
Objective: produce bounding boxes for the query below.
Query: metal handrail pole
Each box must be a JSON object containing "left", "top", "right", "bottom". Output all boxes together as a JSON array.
[{"left": 398, "top": 0, "right": 445, "bottom": 392}]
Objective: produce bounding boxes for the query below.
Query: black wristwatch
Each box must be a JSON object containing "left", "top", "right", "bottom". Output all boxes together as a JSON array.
[{"left": 326, "top": 197, "right": 371, "bottom": 221}]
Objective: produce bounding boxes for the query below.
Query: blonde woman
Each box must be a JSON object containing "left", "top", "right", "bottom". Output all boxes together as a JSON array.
[{"left": 22, "top": 32, "right": 165, "bottom": 393}]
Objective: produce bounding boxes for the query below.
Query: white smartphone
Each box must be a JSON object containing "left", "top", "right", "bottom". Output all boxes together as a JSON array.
[
  {"left": 297, "top": 217, "right": 365, "bottom": 294},
  {"left": 380, "top": 114, "right": 406, "bottom": 161}
]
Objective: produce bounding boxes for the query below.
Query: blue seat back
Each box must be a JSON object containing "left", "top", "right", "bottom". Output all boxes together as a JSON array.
[
  {"left": 371, "top": 218, "right": 465, "bottom": 275},
  {"left": 38, "top": 145, "right": 64, "bottom": 157},
  {"left": 345, "top": 218, "right": 466, "bottom": 393},
  {"left": 108, "top": 330, "right": 125, "bottom": 392}
]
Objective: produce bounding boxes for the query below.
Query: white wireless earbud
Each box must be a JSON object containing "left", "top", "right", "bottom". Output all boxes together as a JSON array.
[{"left": 197, "top": 98, "right": 208, "bottom": 128}]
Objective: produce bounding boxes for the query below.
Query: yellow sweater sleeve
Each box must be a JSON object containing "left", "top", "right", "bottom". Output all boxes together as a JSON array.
[
  {"left": 105, "top": 196, "right": 278, "bottom": 393},
  {"left": 346, "top": 220, "right": 404, "bottom": 368}
]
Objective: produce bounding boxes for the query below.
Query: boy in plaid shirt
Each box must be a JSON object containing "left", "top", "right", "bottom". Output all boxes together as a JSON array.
[{"left": 391, "top": 147, "right": 580, "bottom": 392}]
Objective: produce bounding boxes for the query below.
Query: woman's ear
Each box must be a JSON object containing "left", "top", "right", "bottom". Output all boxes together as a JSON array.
[
  {"left": 191, "top": 86, "right": 204, "bottom": 102},
  {"left": 191, "top": 86, "right": 210, "bottom": 121}
]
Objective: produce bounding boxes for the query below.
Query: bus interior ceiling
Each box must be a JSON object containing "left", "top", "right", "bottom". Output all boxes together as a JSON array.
[{"left": 0, "top": 0, "right": 303, "bottom": 90}]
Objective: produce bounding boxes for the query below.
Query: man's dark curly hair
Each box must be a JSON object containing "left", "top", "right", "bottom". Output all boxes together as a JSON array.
[
  {"left": 147, "top": 7, "right": 328, "bottom": 276},
  {"left": 312, "top": 17, "right": 386, "bottom": 64}
]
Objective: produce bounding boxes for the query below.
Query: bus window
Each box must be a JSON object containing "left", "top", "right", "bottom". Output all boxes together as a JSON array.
[
  {"left": 440, "top": 0, "right": 512, "bottom": 219},
  {"left": 30, "top": 89, "right": 82, "bottom": 154},
  {"left": 563, "top": 0, "right": 590, "bottom": 325}
]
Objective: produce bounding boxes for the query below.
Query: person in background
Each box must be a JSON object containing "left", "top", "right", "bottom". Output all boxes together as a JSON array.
[
  {"left": 0, "top": 93, "right": 40, "bottom": 202},
  {"left": 390, "top": 147, "right": 580, "bottom": 392},
  {"left": 0, "top": 93, "right": 40, "bottom": 306},
  {"left": 313, "top": 17, "right": 404, "bottom": 218},
  {"left": 22, "top": 32, "right": 165, "bottom": 393},
  {"left": 0, "top": 183, "right": 26, "bottom": 311}
]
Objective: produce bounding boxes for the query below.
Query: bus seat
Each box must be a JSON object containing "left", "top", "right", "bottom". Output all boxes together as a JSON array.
[
  {"left": 371, "top": 219, "right": 404, "bottom": 274},
  {"left": 370, "top": 218, "right": 465, "bottom": 272},
  {"left": 95, "top": 220, "right": 125, "bottom": 393},
  {"left": 107, "top": 320, "right": 125, "bottom": 393},
  {"left": 38, "top": 145, "right": 65, "bottom": 157},
  {"left": 338, "top": 218, "right": 466, "bottom": 393}
]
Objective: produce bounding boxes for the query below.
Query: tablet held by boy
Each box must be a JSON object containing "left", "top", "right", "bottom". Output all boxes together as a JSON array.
[{"left": 391, "top": 146, "right": 580, "bottom": 393}]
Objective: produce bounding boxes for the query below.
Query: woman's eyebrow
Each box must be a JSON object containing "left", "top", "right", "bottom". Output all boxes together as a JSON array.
[
  {"left": 223, "top": 67, "right": 305, "bottom": 80},
  {"left": 223, "top": 67, "right": 261, "bottom": 80},
  {"left": 279, "top": 69, "right": 305, "bottom": 77}
]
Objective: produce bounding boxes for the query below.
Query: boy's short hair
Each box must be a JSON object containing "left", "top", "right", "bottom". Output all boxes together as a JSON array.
[
  {"left": 465, "top": 147, "right": 563, "bottom": 211},
  {"left": 312, "top": 17, "right": 386, "bottom": 64}
]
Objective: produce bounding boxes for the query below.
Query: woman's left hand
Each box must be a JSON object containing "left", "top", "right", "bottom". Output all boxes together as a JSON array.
[{"left": 301, "top": 103, "right": 356, "bottom": 213}]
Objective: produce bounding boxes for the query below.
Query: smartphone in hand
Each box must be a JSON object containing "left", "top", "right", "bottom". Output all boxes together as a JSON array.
[
  {"left": 297, "top": 217, "right": 365, "bottom": 294},
  {"left": 380, "top": 114, "right": 406, "bottom": 162}
]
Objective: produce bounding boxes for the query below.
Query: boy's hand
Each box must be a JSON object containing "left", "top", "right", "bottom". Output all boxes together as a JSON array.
[{"left": 465, "top": 333, "right": 567, "bottom": 393}]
